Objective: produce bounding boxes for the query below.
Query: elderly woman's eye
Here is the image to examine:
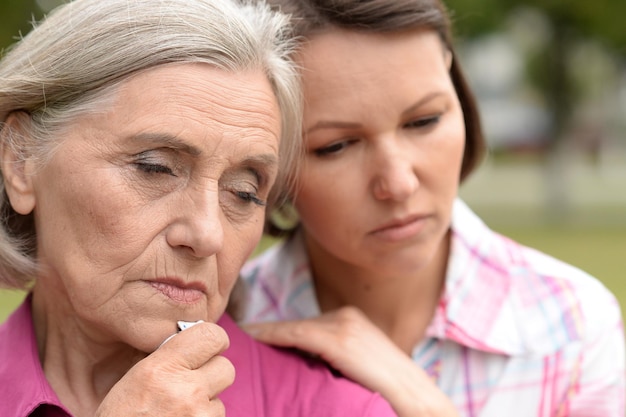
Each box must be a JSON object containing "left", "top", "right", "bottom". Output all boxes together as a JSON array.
[
  {"left": 235, "top": 191, "right": 266, "bottom": 206},
  {"left": 133, "top": 150, "right": 178, "bottom": 176},
  {"left": 135, "top": 162, "right": 176, "bottom": 176},
  {"left": 136, "top": 163, "right": 174, "bottom": 175}
]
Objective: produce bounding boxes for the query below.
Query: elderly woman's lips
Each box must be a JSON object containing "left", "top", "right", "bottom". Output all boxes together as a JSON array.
[{"left": 150, "top": 281, "right": 204, "bottom": 304}]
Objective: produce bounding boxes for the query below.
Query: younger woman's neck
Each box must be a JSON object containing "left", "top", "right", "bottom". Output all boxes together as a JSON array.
[{"left": 304, "top": 231, "right": 450, "bottom": 353}]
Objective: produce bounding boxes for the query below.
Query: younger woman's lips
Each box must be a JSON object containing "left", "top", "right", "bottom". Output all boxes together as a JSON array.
[
  {"left": 370, "top": 216, "right": 428, "bottom": 242},
  {"left": 150, "top": 281, "right": 204, "bottom": 304}
]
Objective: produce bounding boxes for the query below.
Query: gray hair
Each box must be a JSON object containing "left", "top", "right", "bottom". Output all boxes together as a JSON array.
[{"left": 0, "top": 0, "right": 302, "bottom": 289}]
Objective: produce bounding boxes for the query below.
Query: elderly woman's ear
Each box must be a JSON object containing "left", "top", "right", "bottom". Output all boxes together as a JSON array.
[{"left": 0, "top": 111, "right": 37, "bottom": 216}]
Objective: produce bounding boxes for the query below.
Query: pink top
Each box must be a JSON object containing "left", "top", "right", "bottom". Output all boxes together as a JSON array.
[{"left": 0, "top": 297, "right": 395, "bottom": 416}]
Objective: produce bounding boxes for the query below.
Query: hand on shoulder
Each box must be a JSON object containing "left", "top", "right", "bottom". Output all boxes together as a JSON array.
[{"left": 244, "top": 306, "right": 459, "bottom": 417}]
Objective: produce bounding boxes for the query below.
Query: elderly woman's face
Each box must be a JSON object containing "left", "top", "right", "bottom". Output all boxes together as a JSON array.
[{"left": 16, "top": 63, "right": 281, "bottom": 350}]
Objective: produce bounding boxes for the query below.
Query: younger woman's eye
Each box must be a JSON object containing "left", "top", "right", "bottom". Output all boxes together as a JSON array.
[
  {"left": 313, "top": 140, "right": 353, "bottom": 157},
  {"left": 405, "top": 114, "right": 441, "bottom": 129}
]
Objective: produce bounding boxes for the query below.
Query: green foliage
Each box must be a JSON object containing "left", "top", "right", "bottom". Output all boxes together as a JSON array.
[
  {"left": 445, "top": 0, "right": 626, "bottom": 149},
  {"left": 445, "top": 0, "right": 507, "bottom": 38},
  {"left": 0, "top": 0, "right": 45, "bottom": 52},
  {"left": 0, "top": 290, "right": 26, "bottom": 322},
  {"left": 445, "top": 0, "right": 626, "bottom": 50}
]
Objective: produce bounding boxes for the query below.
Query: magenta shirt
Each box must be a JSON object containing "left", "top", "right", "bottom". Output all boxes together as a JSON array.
[{"left": 0, "top": 297, "right": 395, "bottom": 416}]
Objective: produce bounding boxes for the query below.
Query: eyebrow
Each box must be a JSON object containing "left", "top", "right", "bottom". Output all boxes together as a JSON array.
[
  {"left": 130, "top": 132, "right": 202, "bottom": 156},
  {"left": 241, "top": 153, "right": 279, "bottom": 171},
  {"left": 400, "top": 91, "right": 447, "bottom": 118},
  {"left": 305, "top": 120, "right": 361, "bottom": 134},
  {"left": 133, "top": 132, "right": 278, "bottom": 169},
  {"left": 305, "top": 91, "right": 448, "bottom": 134}
]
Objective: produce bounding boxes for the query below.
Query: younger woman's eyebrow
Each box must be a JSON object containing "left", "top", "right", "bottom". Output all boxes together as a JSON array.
[
  {"left": 129, "top": 132, "right": 202, "bottom": 156},
  {"left": 401, "top": 91, "right": 447, "bottom": 118},
  {"left": 305, "top": 91, "right": 449, "bottom": 134},
  {"left": 305, "top": 120, "right": 361, "bottom": 134}
]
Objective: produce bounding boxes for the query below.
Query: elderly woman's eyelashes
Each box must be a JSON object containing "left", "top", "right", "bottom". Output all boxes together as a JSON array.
[
  {"left": 135, "top": 161, "right": 176, "bottom": 176},
  {"left": 235, "top": 191, "right": 266, "bottom": 206},
  {"left": 222, "top": 175, "right": 267, "bottom": 208},
  {"left": 133, "top": 154, "right": 266, "bottom": 207},
  {"left": 134, "top": 150, "right": 178, "bottom": 176}
]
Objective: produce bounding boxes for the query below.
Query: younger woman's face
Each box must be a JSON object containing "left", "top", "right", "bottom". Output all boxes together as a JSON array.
[{"left": 295, "top": 28, "right": 465, "bottom": 275}]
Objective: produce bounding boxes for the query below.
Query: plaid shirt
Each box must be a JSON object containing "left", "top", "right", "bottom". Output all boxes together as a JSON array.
[{"left": 240, "top": 199, "right": 625, "bottom": 416}]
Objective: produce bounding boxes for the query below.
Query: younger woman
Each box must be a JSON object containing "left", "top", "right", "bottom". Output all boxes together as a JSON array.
[{"left": 238, "top": 1, "right": 625, "bottom": 416}]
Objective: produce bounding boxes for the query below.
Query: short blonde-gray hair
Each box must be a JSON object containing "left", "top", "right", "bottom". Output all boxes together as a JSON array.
[{"left": 0, "top": 0, "right": 302, "bottom": 289}]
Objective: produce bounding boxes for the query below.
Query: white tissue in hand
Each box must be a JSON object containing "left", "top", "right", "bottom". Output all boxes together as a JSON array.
[
  {"left": 159, "top": 320, "right": 205, "bottom": 348},
  {"left": 177, "top": 320, "right": 204, "bottom": 331}
]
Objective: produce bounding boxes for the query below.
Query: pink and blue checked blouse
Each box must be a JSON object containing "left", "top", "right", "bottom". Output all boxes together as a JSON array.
[{"left": 240, "top": 199, "right": 625, "bottom": 416}]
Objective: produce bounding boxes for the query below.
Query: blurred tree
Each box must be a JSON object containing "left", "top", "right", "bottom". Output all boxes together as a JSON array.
[
  {"left": 447, "top": 0, "right": 625, "bottom": 145},
  {"left": 447, "top": 0, "right": 626, "bottom": 48},
  {"left": 0, "top": 0, "right": 44, "bottom": 51},
  {"left": 445, "top": 0, "right": 626, "bottom": 218}
]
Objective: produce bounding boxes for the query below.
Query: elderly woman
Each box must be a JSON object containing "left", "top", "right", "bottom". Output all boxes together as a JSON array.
[{"left": 0, "top": 0, "right": 397, "bottom": 416}]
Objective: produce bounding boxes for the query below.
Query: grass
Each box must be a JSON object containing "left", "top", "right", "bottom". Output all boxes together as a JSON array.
[
  {"left": 1, "top": 226, "right": 624, "bottom": 325},
  {"left": 0, "top": 288, "right": 26, "bottom": 322}
]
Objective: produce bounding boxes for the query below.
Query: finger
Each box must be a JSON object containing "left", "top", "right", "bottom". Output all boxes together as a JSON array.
[
  {"left": 156, "top": 322, "right": 230, "bottom": 370},
  {"left": 205, "top": 398, "right": 226, "bottom": 417},
  {"left": 243, "top": 318, "right": 342, "bottom": 353},
  {"left": 195, "top": 354, "right": 236, "bottom": 399},
  {"left": 243, "top": 306, "right": 372, "bottom": 348}
]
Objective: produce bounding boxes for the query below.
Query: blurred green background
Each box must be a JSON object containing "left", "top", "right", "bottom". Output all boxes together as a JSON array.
[{"left": 0, "top": 0, "right": 625, "bottom": 324}]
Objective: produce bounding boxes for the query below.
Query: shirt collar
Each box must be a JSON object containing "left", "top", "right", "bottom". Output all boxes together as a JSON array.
[{"left": 425, "top": 199, "right": 584, "bottom": 355}]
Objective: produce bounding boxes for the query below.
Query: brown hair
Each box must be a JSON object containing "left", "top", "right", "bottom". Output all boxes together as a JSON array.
[{"left": 265, "top": 0, "right": 486, "bottom": 235}]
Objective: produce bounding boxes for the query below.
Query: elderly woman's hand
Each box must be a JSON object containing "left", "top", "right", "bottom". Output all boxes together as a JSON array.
[
  {"left": 244, "top": 306, "right": 459, "bottom": 417},
  {"left": 96, "top": 322, "right": 234, "bottom": 417}
]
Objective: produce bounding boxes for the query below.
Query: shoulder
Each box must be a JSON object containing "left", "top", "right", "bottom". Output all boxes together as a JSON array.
[
  {"left": 0, "top": 297, "right": 70, "bottom": 416},
  {"left": 449, "top": 199, "right": 623, "bottom": 355},
  {"left": 502, "top": 235, "right": 619, "bottom": 350},
  {"left": 219, "top": 314, "right": 396, "bottom": 416}
]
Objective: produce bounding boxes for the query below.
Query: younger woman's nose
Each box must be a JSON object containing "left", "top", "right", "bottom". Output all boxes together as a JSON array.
[{"left": 371, "top": 144, "right": 419, "bottom": 202}]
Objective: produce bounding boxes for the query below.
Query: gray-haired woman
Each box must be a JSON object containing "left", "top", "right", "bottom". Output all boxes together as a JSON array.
[{"left": 0, "top": 0, "right": 397, "bottom": 416}]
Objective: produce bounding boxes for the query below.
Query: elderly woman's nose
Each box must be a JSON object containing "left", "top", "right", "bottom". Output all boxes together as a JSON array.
[{"left": 166, "top": 187, "right": 224, "bottom": 258}]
